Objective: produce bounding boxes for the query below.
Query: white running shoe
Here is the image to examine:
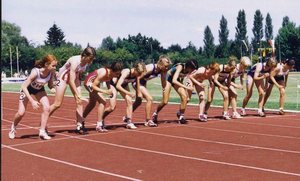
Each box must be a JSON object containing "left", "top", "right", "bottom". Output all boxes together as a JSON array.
[
  {"left": 144, "top": 120, "right": 157, "bottom": 127},
  {"left": 240, "top": 108, "right": 247, "bottom": 116},
  {"left": 8, "top": 126, "right": 16, "bottom": 139},
  {"left": 203, "top": 114, "right": 208, "bottom": 120},
  {"left": 258, "top": 111, "right": 266, "bottom": 117},
  {"left": 222, "top": 112, "right": 231, "bottom": 120},
  {"left": 126, "top": 122, "right": 137, "bottom": 129},
  {"left": 96, "top": 121, "right": 108, "bottom": 132},
  {"left": 232, "top": 112, "right": 242, "bottom": 119},
  {"left": 39, "top": 129, "right": 51, "bottom": 140},
  {"left": 178, "top": 115, "right": 187, "bottom": 124},
  {"left": 199, "top": 114, "right": 207, "bottom": 122},
  {"left": 176, "top": 111, "right": 181, "bottom": 119}
]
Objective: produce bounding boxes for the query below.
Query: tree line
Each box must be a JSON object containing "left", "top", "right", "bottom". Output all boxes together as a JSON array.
[{"left": 1, "top": 9, "right": 300, "bottom": 76}]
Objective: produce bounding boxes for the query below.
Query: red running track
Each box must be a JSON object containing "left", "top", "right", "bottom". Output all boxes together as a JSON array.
[{"left": 2, "top": 92, "right": 300, "bottom": 180}]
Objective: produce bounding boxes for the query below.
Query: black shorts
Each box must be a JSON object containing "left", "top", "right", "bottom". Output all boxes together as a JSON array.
[
  {"left": 268, "top": 76, "right": 284, "bottom": 84},
  {"left": 213, "top": 79, "right": 226, "bottom": 87},
  {"left": 26, "top": 85, "right": 45, "bottom": 95},
  {"left": 166, "top": 75, "right": 182, "bottom": 86},
  {"left": 19, "top": 85, "right": 45, "bottom": 101}
]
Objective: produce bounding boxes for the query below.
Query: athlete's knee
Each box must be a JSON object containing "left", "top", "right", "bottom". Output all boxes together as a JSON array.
[
  {"left": 161, "top": 100, "right": 169, "bottom": 106},
  {"left": 52, "top": 101, "right": 62, "bottom": 109},
  {"left": 280, "top": 88, "right": 285, "bottom": 95},
  {"left": 43, "top": 105, "right": 50, "bottom": 113},
  {"left": 147, "top": 96, "right": 153, "bottom": 103},
  {"left": 199, "top": 94, "right": 205, "bottom": 102},
  {"left": 107, "top": 105, "right": 116, "bottom": 112},
  {"left": 223, "top": 95, "right": 229, "bottom": 101},
  {"left": 181, "top": 94, "right": 188, "bottom": 102},
  {"left": 17, "top": 110, "right": 26, "bottom": 117},
  {"left": 258, "top": 91, "right": 265, "bottom": 97}
]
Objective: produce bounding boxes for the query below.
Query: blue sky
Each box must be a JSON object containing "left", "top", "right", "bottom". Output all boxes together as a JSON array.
[{"left": 2, "top": 0, "right": 300, "bottom": 48}]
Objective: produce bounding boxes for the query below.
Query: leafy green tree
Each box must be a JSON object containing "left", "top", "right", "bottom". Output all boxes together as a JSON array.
[
  {"left": 233, "top": 9, "right": 248, "bottom": 58},
  {"left": 216, "top": 15, "right": 229, "bottom": 58},
  {"left": 282, "top": 16, "right": 290, "bottom": 27},
  {"left": 265, "top": 13, "right": 273, "bottom": 40},
  {"left": 1, "top": 20, "right": 33, "bottom": 74},
  {"left": 276, "top": 22, "right": 300, "bottom": 70},
  {"left": 100, "top": 36, "right": 116, "bottom": 51},
  {"left": 251, "top": 10, "right": 264, "bottom": 54},
  {"left": 167, "top": 44, "right": 182, "bottom": 52},
  {"left": 45, "top": 23, "right": 65, "bottom": 47},
  {"left": 203, "top": 26, "right": 215, "bottom": 58}
]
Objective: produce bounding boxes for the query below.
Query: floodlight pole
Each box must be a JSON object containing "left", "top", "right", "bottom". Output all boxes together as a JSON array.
[
  {"left": 9, "top": 46, "right": 13, "bottom": 77},
  {"left": 16, "top": 46, "right": 20, "bottom": 75}
]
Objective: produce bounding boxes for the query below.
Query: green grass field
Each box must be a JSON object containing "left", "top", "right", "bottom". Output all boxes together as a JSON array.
[{"left": 2, "top": 72, "right": 300, "bottom": 111}]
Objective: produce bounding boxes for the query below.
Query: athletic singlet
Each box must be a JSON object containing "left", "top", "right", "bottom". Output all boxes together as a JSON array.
[
  {"left": 166, "top": 63, "right": 188, "bottom": 83},
  {"left": 122, "top": 69, "right": 136, "bottom": 85},
  {"left": 20, "top": 68, "right": 52, "bottom": 98},
  {"left": 218, "top": 64, "right": 231, "bottom": 79},
  {"left": 192, "top": 67, "right": 208, "bottom": 82},
  {"left": 276, "top": 63, "right": 289, "bottom": 77},
  {"left": 247, "top": 62, "right": 268, "bottom": 77},
  {"left": 84, "top": 68, "right": 109, "bottom": 86},
  {"left": 268, "top": 63, "right": 289, "bottom": 84},
  {"left": 57, "top": 55, "right": 88, "bottom": 83},
  {"left": 142, "top": 64, "right": 160, "bottom": 81},
  {"left": 132, "top": 64, "right": 160, "bottom": 87},
  {"left": 29, "top": 68, "right": 52, "bottom": 90},
  {"left": 232, "top": 64, "right": 244, "bottom": 79}
]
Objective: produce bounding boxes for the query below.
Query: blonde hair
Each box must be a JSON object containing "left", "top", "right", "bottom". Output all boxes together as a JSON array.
[
  {"left": 157, "top": 55, "right": 172, "bottom": 67},
  {"left": 227, "top": 56, "right": 237, "bottom": 72},
  {"left": 266, "top": 57, "right": 277, "bottom": 68},
  {"left": 240, "top": 56, "right": 252, "bottom": 67},
  {"left": 133, "top": 62, "right": 146, "bottom": 75}
]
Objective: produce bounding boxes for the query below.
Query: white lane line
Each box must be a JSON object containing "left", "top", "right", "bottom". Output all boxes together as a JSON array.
[
  {"left": 231, "top": 119, "right": 300, "bottom": 129},
  {"left": 185, "top": 124, "right": 300, "bottom": 140},
  {"left": 2, "top": 120, "right": 300, "bottom": 177},
  {"left": 65, "top": 135, "right": 300, "bottom": 177},
  {"left": 133, "top": 130, "right": 300, "bottom": 154},
  {"left": 1, "top": 118, "right": 179, "bottom": 147},
  {"left": 2, "top": 144, "right": 142, "bottom": 181}
]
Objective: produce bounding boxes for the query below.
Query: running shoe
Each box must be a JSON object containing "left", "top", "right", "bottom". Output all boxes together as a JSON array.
[
  {"left": 240, "top": 108, "right": 247, "bottom": 116},
  {"left": 203, "top": 113, "right": 208, "bottom": 120},
  {"left": 39, "top": 129, "right": 51, "bottom": 140},
  {"left": 199, "top": 114, "right": 207, "bottom": 122},
  {"left": 152, "top": 113, "right": 158, "bottom": 124},
  {"left": 75, "top": 122, "right": 88, "bottom": 134},
  {"left": 178, "top": 115, "right": 187, "bottom": 124},
  {"left": 258, "top": 111, "right": 266, "bottom": 117},
  {"left": 279, "top": 109, "right": 285, "bottom": 115},
  {"left": 8, "top": 126, "right": 16, "bottom": 139},
  {"left": 126, "top": 122, "right": 137, "bottom": 129},
  {"left": 96, "top": 121, "right": 108, "bottom": 132},
  {"left": 176, "top": 111, "right": 181, "bottom": 119},
  {"left": 222, "top": 112, "right": 231, "bottom": 120},
  {"left": 144, "top": 119, "right": 158, "bottom": 127},
  {"left": 232, "top": 112, "right": 242, "bottom": 119}
]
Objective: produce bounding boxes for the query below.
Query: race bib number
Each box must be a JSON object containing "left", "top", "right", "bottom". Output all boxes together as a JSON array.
[{"left": 19, "top": 91, "right": 26, "bottom": 101}]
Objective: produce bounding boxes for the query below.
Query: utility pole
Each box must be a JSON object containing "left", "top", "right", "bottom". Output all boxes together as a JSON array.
[
  {"left": 16, "top": 46, "right": 20, "bottom": 75},
  {"left": 9, "top": 46, "right": 13, "bottom": 77}
]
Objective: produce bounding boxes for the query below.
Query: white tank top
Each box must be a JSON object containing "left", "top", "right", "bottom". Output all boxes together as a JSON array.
[
  {"left": 232, "top": 64, "right": 244, "bottom": 78},
  {"left": 58, "top": 55, "right": 88, "bottom": 81},
  {"left": 277, "top": 63, "right": 289, "bottom": 76},
  {"left": 30, "top": 68, "right": 52, "bottom": 90}
]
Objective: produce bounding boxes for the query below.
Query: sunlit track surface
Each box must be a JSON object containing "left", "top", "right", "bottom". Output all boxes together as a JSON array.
[{"left": 2, "top": 92, "right": 300, "bottom": 180}]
